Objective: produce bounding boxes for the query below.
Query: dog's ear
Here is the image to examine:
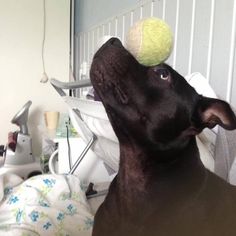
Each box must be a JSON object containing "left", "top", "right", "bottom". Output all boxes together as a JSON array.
[{"left": 195, "top": 97, "right": 236, "bottom": 130}]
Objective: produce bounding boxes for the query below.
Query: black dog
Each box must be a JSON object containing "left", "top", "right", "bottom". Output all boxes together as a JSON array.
[{"left": 90, "top": 38, "right": 236, "bottom": 236}]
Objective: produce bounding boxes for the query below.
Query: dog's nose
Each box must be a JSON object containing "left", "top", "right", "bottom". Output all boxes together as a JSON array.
[
  {"left": 108, "top": 37, "right": 123, "bottom": 47},
  {"left": 94, "top": 37, "right": 123, "bottom": 58}
]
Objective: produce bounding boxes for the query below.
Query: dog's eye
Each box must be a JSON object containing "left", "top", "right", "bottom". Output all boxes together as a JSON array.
[{"left": 153, "top": 68, "right": 170, "bottom": 81}]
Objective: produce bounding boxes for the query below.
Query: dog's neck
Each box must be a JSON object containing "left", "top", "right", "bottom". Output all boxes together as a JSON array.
[{"left": 117, "top": 137, "right": 207, "bottom": 205}]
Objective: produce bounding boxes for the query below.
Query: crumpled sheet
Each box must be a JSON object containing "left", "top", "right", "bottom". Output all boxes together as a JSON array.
[{"left": 0, "top": 173, "right": 93, "bottom": 236}]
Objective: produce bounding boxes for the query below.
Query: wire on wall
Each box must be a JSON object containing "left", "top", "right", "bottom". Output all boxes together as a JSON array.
[{"left": 40, "top": 0, "right": 49, "bottom": 83}]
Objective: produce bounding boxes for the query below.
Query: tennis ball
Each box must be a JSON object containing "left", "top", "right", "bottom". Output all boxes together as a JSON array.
[{"left": 125, "top": 17, "right": 173, "bottom": 66}]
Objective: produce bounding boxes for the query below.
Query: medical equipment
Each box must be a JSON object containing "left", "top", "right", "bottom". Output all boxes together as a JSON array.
[{"left": 0, "top": 101, "right": 42, "bottom": 179}]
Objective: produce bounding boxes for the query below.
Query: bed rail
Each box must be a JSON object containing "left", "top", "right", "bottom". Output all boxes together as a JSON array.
[
  {"left": 50, "top": 78, "right": 98, "bottom": 177},
  {"left": 50, "top": 78, "right": 108, "bottom": 198},
  {"left": 50, "top": 78, "right": 91, "bottom": 96}
]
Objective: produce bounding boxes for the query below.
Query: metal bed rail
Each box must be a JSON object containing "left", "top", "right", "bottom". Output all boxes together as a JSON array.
[
  {"left": 50, "top": 78, "right": 97, "bottom": 175},
  {"left": 50, "top": 78, "right": 91, "bottom": 97}
]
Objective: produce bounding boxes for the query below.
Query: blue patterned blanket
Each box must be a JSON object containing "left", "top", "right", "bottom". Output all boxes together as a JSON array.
[{"left": 0, "top": 174, "right": 93, "bottom": 235}]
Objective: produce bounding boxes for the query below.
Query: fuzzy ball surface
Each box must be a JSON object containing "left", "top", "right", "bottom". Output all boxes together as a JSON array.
[{"left": 126, "top": 17, "right": 173, "bottom": 66}]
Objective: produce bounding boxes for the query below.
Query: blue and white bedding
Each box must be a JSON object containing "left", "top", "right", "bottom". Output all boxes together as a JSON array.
[{"left": 0, "top": 173, "right": 93, "bottom": 236}]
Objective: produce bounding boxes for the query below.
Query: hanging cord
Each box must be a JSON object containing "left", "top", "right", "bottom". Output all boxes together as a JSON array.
[
  {"left": 40, "top": 0, "right": 49, "bottom": 83},
  {"left": 66, "top": 122, "right": 72, "bottom": 170}
]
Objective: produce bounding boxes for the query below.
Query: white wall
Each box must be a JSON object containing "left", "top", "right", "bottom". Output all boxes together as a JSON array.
[{"left": 0, "top": 0, "right": 70, "bottom": 156}]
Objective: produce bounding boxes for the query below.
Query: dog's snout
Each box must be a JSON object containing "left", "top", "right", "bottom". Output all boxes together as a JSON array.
[
  {"left": 94, "top": 37, "right": 123, "bottom": 59},
  {"left": 108, "top": 37, "right": 123, "bottom": 47}
]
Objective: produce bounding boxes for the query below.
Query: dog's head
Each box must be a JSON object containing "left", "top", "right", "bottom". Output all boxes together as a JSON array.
[{"left": 90, "top": 38, "right": 236, "bottom": 151}]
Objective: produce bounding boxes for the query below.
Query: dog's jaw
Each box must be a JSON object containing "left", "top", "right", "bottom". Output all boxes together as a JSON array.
[{"left": 91, "top": 38, "right": 131, "bottom": 94}]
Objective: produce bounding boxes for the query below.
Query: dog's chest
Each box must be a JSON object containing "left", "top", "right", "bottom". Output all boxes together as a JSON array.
[
  {"left": 97, "top": 197, "right": 236, "bottom": 236},
  {"left": 94, "top": 172, "right": 236, "bottom": 236}
]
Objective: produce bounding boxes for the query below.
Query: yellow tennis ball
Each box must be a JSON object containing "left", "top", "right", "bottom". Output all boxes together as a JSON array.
[{"left": 125, "top": 17, "right": 173, "bottom": 66}]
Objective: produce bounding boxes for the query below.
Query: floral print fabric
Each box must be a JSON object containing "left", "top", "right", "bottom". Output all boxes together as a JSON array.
[{"left": 0, "top": 174, "right": 93, "bottom": 236}]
